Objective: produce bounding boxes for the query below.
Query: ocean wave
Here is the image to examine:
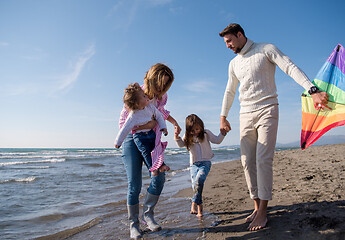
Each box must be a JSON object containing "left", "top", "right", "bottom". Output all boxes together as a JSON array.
[
  {"left": 40, "top": 150, "right": 68, "bottom": 155},
  {"left": 35, "top": 216, "right": 102, "bottom": 239},
  {"left": 31, "top": 212, "right": 67, "bottom": 223},
  {"left": 0, "top": 152, "right": 37, "bottom": 156},
  {"left": 165, "top": 149, "right": 188, "bottom": 155},
  {"left": 24, "top": 166, "right": 50, "bottom": 169},
  {"left": 65, "top": 153, "right": 121, "bottom": 158},
  {"left": 82, "top": 163, "right": 105, "bottom": 168},
  {"left": 1, "top": 176, "right": 36, "bottom": 184},
  {"left": 213, "top": 146, "right": 240, "bottom": 151},
  {"left": 0, "top": 149, "right": 121, "bottom": 160},
  {"left": 0, "top": 154, "right": 66, "bottom": 159},
  {"left": 9, "top": 166, "right": 51, "bottom": 170},
  {"left": 0, "top": 158, "right": 65, "bottom": 166},
  {"left": 1, "top": 153, "right": 122, "bottom": 160},
  {"left": 0, "top": 150, "right": 67, "bottom": 157},
  {"left": 76, "top": 149, "right": 103, "bottom": 152}
]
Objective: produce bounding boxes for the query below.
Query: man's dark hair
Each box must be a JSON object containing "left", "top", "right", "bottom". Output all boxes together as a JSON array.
[{"left": 219, "top": 23, "right": 246, "bottom": 38}]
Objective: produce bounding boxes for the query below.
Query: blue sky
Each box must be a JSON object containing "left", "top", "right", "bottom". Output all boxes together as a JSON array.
[{"left": 1, "top": 0, "right": 345, "bottom": 148}]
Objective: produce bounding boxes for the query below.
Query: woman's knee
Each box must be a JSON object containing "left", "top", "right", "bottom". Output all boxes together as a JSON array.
[
  {"left": 128, "top": 179, "right": 141, "bottom": 194},
  {"left": 148, "top": 171, "right": 165, "bottom": 195}
]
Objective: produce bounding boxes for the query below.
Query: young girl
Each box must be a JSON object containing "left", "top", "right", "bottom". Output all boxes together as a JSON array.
[
  {"left": 175, "top": 114, "right": 226, "bottom": 217},
  {"left": 115, "top": 83, "right": 170, "bottom": 176}
]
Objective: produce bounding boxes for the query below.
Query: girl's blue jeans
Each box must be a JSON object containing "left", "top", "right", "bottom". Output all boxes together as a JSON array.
[
  {"left": 190, "top": 160, "right": 211, "bottom": 205},
  {"left": 133, "top": 129, "right": 155, "bottom": 170},
  {"left": 122, "top": 133, "right": 165, "bottom": 206}
]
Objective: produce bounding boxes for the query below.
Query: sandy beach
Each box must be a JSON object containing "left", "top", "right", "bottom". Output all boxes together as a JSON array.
[
  {"left": 61, "top": 144, "right": 345, "bottom": 240},
  {"left": 176, "top": 143, "right": 345, "bottom": 239}
]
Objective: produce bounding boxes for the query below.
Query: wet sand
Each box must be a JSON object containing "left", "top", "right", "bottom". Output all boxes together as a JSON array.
[
  {"left": 60, "top": 192, "right": 217, "bottom": 240},
  {"left": 48, "top": 144, "right": 345, "bottom": 239}
]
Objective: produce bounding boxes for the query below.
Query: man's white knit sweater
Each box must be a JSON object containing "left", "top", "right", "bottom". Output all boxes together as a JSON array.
[{"left": 221, "top": 39, "right": 315, "bottom": 115}]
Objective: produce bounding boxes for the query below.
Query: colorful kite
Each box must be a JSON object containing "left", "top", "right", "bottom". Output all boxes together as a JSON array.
[{"left": 301, "top": 44, "right": 345, "bottom": 149}]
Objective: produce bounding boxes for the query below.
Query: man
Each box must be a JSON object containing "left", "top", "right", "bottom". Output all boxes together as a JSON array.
[{"left": 219, "top": 23, "right": 329, "bottom": 231}]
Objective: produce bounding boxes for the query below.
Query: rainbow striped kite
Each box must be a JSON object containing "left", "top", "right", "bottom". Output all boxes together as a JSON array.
[{"left": 301, "top": 44, "right": 345, "bottom": 149}]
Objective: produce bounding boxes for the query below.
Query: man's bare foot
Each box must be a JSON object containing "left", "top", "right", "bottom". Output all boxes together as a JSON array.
[
  {"left": 196, "top": 204, "right": 203, "bottom": 217},
  {"left": 152, "top": 170, "right": 159, "bottom": 176},
  {"left": 248, "top": 212, "right": 267, "bottom": 231},
  {"left": 245, "top": 210, "right": 257, "bottom": 223},
  {"left": 190, "top": 202, "right": 197, "bottom": 214},
  {"left": 159, "top": 165, "right": 170, "bottom": 172}
]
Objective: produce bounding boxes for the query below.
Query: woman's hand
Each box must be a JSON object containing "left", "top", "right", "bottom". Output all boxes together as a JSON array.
[
  {"left": 161, "top": 128, "right": 168, "bottom": 136},
  {"left": 167, "top": 115, "right": 181, "bottom": 136}
]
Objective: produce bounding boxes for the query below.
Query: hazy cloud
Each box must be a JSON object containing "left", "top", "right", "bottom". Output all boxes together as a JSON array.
[
  {"left": 57, "top": 44, "right": 96, "bottom": 92},
  {"left": 1, "top": 45, "right": 96, "bottom": 96},
  {"left": 21, "top": 48, "right": 47, "bottom": 61},
  {"left": 220, "top": 10, "right": 236, "bottom": 21},
  {"left": 1, "top": 83, "right": 38, "bottom": 96},
  {"left": 148, "top": 0, "right": 173, "bottom": 6},
  {"left": 183, "top": 80, "right": 214, "bottom": 93},
  {"left": 169, "top": 6, "right": 183, "bottom": 14},
  {"left": 107, "top": 0, "right": 174, "bottom": 31},
  {"left": 107, "top": 0, "right": 140, "bottom": 30},
  {"left": 0, "top": 42, "right": 9, "bottom": 47}
]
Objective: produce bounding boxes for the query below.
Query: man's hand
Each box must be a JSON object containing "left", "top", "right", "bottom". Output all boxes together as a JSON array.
[
  {"left": 220, "top": 116, "right": 231, "bottom": 133},
  {"left": 115, "top": 144, "right": 121, "bottom": 148},
  {"left": 311, "top": 91, "right": 331, "bottom": 110}
]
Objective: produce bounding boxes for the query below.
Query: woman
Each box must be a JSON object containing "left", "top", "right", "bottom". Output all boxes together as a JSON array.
[{"left": 118, "top": 63, "right": 181, "bottom": 239}]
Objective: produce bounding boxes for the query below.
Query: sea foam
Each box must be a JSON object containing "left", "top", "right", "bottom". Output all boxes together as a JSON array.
[
  {"left": 0, "top": 158, "right": 65, "bottom": 166},
  {"left": 1, "top": 176, "right": 36, "bottom": 184}
]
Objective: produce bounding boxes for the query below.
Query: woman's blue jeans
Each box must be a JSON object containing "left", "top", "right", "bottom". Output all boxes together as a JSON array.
[
  {"left": 190, "top": 161, "right": 211, "bottom": 205},
  {"left": 122, "top": 133, "right": 165, "bottom": 206}
]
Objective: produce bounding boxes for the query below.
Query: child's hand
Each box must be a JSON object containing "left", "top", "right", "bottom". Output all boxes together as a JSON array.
[
  {"left": 174, "top": 127, "right": 180, "bottom": 138},
  {"left": 115, "top": 144, "right": 121, "bottom": 148},
  {"left": 161, "top": 128, "right": 168, "bottom": 136},
  {"left": 174, "top": 124, "right": 181, "bottom": 135},
  {"left": 220, "top": 117, "right": 231, "bottom": 133},
  {"left": 220, "top": 129, "right": 227, "bottom": 136}
]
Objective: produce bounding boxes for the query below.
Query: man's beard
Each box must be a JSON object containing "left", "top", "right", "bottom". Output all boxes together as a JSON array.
[{"left": 234, "top": 47, "right": 242, "bottom": 54}]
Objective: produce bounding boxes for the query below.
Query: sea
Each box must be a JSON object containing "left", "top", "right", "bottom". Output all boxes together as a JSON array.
[{"left": 0, "top": 147, "right": 293, "bottom": 239}]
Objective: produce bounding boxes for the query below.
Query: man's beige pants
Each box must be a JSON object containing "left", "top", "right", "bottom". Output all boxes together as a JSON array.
[{"left": 240, "top": 104, "right": 279, "bottom": 201}]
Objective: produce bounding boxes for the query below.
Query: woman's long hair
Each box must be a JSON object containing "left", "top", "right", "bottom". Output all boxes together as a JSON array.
[
  {"left": 183, "top": 114, "right": 205, "bottom": 151},
  {"left": 144, "top": 63, "right": 174, "bottom": 100}
]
